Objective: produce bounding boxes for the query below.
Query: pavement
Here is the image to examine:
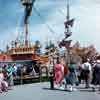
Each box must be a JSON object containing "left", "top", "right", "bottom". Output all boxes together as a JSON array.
[{"left": 0, "top": 82, "right": 100, "bottom": 100}]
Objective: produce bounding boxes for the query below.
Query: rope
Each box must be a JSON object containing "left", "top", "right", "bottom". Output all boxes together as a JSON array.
[{"left": 33, "top": 7, "right": 57, "bottom": 35}]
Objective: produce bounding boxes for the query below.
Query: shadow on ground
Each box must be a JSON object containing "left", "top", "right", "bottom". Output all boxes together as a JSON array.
[
  {"left": 42, "top": 87, "right": 71, "bottom": 92},
  {"left": 42, "top": 86, "right": 100, "bottom": 93}
]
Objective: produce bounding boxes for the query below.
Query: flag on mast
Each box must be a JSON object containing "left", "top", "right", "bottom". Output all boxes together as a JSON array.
[{"left": 64, "top": 19, "right": 74, "bottom": 28}]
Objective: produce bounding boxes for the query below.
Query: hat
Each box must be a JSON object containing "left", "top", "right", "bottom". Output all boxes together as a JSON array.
[{"left": 97, "top": 60, "right": 100, "bottom": 63}]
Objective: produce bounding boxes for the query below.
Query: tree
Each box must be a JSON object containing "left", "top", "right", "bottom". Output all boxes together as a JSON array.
[{"left": 71, "top": 43, "right": 97, "bottom": 63}]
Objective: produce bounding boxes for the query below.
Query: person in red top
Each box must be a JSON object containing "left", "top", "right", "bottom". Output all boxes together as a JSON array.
[{"left": 55, "top": 58, "right": 63, "bottom": 87}]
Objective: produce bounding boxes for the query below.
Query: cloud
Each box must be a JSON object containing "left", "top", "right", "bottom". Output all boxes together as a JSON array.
[{"left": 70, "top": 2, "right": 100, "bottom": 52}]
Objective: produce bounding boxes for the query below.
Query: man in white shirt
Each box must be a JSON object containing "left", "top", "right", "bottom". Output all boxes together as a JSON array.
[{"left": 82, "top": 59, "right": 92, "bottom": 88}]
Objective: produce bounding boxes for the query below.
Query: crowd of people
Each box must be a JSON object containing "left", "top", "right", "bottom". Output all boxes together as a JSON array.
[
  {"left": 0, "top": 58, "right": 100, "bottom": 93},
  {"left": 0, "top": 62, "right": 40, "bottom": 93},
  {"left": 50, "top": 58, "right": 100, "bottom": 92}
]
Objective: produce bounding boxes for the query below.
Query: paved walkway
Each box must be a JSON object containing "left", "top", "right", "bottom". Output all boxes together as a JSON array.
[{"left": 0, "top": 82, "right": 100, "bottom": 100}]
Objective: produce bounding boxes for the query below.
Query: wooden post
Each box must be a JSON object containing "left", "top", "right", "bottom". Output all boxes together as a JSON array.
[{"left": 20, "top": 68, "right": 23, "bottom": 84}]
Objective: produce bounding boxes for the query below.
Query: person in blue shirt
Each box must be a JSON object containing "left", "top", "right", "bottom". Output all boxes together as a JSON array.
[{"left": 5, "top": 63, "right": 14, "bottom": 87}]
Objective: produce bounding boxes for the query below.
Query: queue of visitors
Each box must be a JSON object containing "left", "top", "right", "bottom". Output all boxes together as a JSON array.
[
  {"left": 0, "top": 58, "right": 100, "bottom": 93},
  {"left": 50, "top": 57, "right": 100, "bottom": 92}
]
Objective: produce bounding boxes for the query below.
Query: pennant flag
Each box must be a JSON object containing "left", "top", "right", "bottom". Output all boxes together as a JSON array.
[
  {"left": 59, "top": 40, "right": 72, "bottom": 48},
  {"left": 64, "top": 32, "right": 72, "bottom": 38},
  {"left": 64, "top": 19, "right": 74, "bottom": 28}
]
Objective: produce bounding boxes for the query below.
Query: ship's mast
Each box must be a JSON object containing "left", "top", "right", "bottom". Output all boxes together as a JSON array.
[
  {"left": 65, "top": 0, "right": 71, "bottom": 65},
  {"left": 25, "top": 18, "right": 28, "bottom": 46},
  {"left": 21, "top": 0, "right": 35, "bottom": 46},
  {"left": 64, "top": 0, "right": 73, "bottom": 39},
  {"left": 59, "top": 0, "right": 74, "bottom": 64},
  {"left": 66, "top": 0, "right": 70, "bottom": 33}
]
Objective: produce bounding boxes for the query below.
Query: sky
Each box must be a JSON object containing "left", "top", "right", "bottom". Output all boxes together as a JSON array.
[{"left": 0, "top": 0, "right": 100, "bottom": 52}]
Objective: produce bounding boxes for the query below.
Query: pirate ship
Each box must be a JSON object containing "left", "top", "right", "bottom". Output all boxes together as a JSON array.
[
  {"left": 0, "top": 0, "right": 74, "bottom": 65},
  {"left": 0, "top": 0, "right": 45, "bottom": 65}
]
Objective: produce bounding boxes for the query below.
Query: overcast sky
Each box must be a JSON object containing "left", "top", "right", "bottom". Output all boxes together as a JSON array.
[{"left": 0, "top": 0, "right": 100, "bottom": 52}]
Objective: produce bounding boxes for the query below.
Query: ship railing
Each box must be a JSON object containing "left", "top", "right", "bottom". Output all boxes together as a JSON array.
[
  {"left": 13, "top": 66, "right": 49, "bottom": 85},
  {"left": 8, "top": 47, "right": 35, "bottom": 54},
  {"left": 13, "top": 74, "right": 40, "bottom": 85}
]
